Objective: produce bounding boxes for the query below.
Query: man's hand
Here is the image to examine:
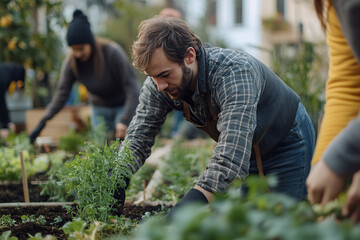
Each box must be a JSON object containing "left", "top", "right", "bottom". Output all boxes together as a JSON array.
[
  {"left": 343, "top": 170, "right": 360, "bottom": 223},
  {"left": 306, "top": 160, "right": 346, "bottom": 205},
  {"left": 110, "top": 171, "right": 130, "bottom": 211},
  {"left": 115, "top": 122, "right": 127, "bottom": 139},
  {"left": 167, "top": 186, "right": 211, "bottom": 221},
  {"left": 194, "top": 185, "right": 214, "bottom": 202}
]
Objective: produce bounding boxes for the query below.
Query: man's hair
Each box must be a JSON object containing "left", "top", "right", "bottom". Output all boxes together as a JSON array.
[{"left": 132, "top": 16, "right": 202, "bottom": 71}]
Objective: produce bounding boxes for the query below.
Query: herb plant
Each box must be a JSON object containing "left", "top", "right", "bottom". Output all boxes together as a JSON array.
[
  {"left": 58, "top": 139, "right": 134, "bottom": 223},
  {"left": 155, "top": 139, "right": 211, "bottom": 201}
]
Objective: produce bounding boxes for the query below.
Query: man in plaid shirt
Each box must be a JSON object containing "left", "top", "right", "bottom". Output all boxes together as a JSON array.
[{"left": 122, "top": 16, "right": 315, "bottom": 217}]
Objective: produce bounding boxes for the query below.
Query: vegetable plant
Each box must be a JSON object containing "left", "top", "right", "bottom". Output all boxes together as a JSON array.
[
  {"left": 132, "top": 175, "right": 360, "bottom": 240},
  {"left": 155, "top": 139, "right": 212, "bottom": 201},
  {"left": 0, "top": 215, "right": 16, "bottom": 229},
  {"left": 0, "top": 133, "right": 48, "bottom": 181},
  {"left": 58, "top": 130, "right": 86, "bottom": 154},
  {"left": 57, "top": 139, "right": 134, "bottom": 223}
]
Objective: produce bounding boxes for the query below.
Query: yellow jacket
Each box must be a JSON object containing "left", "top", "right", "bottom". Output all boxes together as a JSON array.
[{"left": 312, "top": 6, "right": 360, "bottom": 164}]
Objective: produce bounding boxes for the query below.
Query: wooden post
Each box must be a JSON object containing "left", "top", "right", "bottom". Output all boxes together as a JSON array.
[
  {"left": 19, "top": 151, "right": 30, "bottom": 203},
  {"left": 142, "top": 179, "right": 146, "bottom": 202}
]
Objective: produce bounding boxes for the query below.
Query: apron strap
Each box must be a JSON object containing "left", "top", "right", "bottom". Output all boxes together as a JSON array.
[
  {"left": 183, "top": 85, "right": 266, "bottom": 177},
  {"left": 252, "top": 144, "right": 264, "bottom": 177},
  {"left": 183, "top": 102, "right": 191, "bottom": 121}
]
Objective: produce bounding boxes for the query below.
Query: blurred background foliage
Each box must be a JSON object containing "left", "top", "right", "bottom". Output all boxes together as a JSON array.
[
  {"left": 0, "top": 0, "right": 66, "bottom": 107},
  {"left": 270, "top": 41, "right": 327, "bottom": 134},
  {"left": 1, "top": 0, "right": 327, "bottom": 134}
]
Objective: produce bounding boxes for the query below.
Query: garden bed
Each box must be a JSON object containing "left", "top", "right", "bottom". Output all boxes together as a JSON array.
[
  {"left": 0, "top": 178, "right": 171, "bottom": 239},
  {"left": 0, "top": 203, "right": 166, "bottom": 240}
]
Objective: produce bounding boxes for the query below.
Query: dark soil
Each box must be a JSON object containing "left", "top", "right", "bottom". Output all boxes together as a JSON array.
[
  {"left": 0, "top": 182, "right": 49, "bottom": 203},
  {"left": 0, "top": 181, "right": 169, "bottom": 239},
  {"left": 0, "top": 203, "right": 166, "bottom": 240}
]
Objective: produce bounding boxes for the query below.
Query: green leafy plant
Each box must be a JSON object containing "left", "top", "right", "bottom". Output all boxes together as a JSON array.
[
  {"left": 0, "top": 230, "right": 18, "bottom": 240},
  {"left": 155, "top": 140, "right": 212, "bottom": 201},
  {"left": 26, "top": 232, "right": 56, "bottom": 240},
  {"left": 87, "top": 117, "right": 108, "bottom": 147},
  {"left": 0, "top": 0, "right": 66, "bottom": 107},
  {"left": 270, "top": 42, "right": 327, "bottom": 133},
  {"left": 20, "top": 215, "right": 46, "bottom": 225},
  {"left": 61, "top": 215, "right": 138, "bottom": 239},
  {"left": 0, "top": 215, "right": 16, "bottom": 229},
  {"left": 58, "top": 130, "right": 86, "bottom": 154},
  {"left": 0, "top": 133, "right": 49, "bottom": 181},
  {"left": 39, "top": 150, "right": 73, "bottom": 202},
  {"left": 62, "top": 218, "right": 107, "bottom": 240},
  {"left": 58, "top": 139, "right": 134, "bottom": 223},
  {"left": 132, "top": 175, "right": 360, "bottom": 240}
]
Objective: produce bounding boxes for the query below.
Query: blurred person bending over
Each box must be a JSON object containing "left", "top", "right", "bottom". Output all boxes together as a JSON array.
[
  {"left": 307, "top": 0, "right": 360, "bottom": 223},
  {"left": 117, "top": 16, "right": 315, "bottom": 218},
  {"left": 29, "top": 9, "right": 140, "bottom": 143}
]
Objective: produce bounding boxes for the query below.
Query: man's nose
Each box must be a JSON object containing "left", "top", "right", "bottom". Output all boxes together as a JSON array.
[{"left": 154, "top": 78, "right": 168, "bottom": 92}]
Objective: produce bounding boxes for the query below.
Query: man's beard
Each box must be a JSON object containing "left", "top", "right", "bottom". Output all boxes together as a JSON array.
[{"left": 165, "top": 64, "right": 193, "bottom": 101}]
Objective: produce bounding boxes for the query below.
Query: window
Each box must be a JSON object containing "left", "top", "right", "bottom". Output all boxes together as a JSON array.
[
  {"left": 276, "top": 0, "right": 285, "bottom": 19},
  {"left": 234, "top": 0, "right": 243, "bottom": 24},
  {"left": 208, "top": 0, "right": 217, "bottom": 25}
]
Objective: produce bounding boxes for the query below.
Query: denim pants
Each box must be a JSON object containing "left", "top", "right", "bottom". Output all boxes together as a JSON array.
[
  {"left": 248, "top": 102, "right": 315, "bottom": 200},
  {"left": 91, "top": 105, "right": 125, "bottom": 132}
]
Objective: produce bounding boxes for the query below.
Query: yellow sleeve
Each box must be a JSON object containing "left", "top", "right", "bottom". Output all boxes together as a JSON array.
[{"left": 312, "top": 6, "right": 360, "bottom": 165}]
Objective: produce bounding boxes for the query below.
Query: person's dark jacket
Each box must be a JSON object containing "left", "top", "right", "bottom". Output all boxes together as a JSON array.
[
  {"left": 41, "top": 39, "right": 140, "bottom": 126},
  {"left": 0, "top": 63, "right": 25, "bottom": 128}
]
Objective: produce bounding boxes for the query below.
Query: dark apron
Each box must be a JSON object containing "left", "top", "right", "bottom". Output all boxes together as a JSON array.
[{"left": 182, "top": 86, "right": 265, "bottom": 177}]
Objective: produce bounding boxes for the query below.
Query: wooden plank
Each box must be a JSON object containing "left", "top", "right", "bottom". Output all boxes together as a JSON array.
[
  {"left": 25, "top": 105, "right": 91, "bottom": 143},
  {"left": 0, "top": 202, "right": 75, "bottom": 208}
]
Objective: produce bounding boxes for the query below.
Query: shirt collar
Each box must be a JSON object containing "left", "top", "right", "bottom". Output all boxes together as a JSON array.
[{"left": 196, "top": 46, "right": 208, "bottom": 95}]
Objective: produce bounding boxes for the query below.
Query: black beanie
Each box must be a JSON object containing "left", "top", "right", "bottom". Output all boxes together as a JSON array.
[{"left": 66, "top": 9, "right": 94, "bottom": 46}]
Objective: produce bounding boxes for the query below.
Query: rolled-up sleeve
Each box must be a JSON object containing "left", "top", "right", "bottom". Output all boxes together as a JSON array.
[{"left": 125, "top": 77, "right": 172, "bottom": 173}]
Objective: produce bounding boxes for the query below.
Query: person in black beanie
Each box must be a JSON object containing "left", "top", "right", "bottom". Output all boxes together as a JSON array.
[
  {"left": 29, "top": 9, "right": 140, "bottom": 143},
  {"left": 66, "top": 9, "right": 95, "bottom": 46},
  {"left": 0, "top": 62, "right": 26, "bottom": 139}
]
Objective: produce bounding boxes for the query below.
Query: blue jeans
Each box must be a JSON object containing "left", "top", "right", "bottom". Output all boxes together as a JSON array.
[
  {"left": 248, "top": 102, "right": 315, "bottom": 200},
  {"left": 91, "top": 105, "right": 124, "bottom": 132}
]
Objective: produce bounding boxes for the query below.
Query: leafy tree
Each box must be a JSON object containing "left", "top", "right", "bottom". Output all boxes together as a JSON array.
[{"left": 0, "top": 0, "right": 66, "bottom": 107}]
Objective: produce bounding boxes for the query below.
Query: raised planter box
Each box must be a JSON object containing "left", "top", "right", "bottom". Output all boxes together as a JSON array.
[{"left": 25, "top": 105, "right": 91, "bottom": 145}]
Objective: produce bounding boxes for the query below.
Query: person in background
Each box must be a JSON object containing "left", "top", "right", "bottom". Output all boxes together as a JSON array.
[
  {"left": 117, "top": 16, "right": 315, "bottom": 218},
  {"left": 0, "top": 62, "right": 25, "bottom": 139},
  {"left": 306, "top": 0, "right": 360, "bottom": 223},
  {"left": 29, "top": 9, "right": 140, "bottom": 143}
]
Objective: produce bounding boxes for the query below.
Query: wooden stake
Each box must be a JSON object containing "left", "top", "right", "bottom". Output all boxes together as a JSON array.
[
  {"left": 19, "top": 151, "right": 30, "bottom": 203},
  {"left": 142, "top": 179, "right": 146, "bottom": 202},
  {"left": 42, "top": 143, "right": 51, "bottom": 154}
]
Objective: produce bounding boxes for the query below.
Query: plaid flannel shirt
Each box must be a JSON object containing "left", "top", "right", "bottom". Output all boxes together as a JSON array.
[{"left": 125, "top": 45, "right": 299, "bottom": 193}]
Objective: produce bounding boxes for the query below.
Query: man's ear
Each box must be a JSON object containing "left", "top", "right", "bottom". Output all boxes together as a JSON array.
[{"left": 184, "top": 47, "right": 196, "bottom": 64}]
